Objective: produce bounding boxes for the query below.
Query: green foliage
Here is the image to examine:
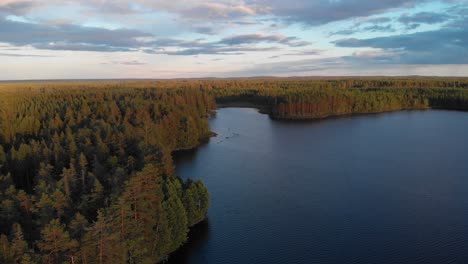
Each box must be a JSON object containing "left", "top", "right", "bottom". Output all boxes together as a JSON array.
[
  {"left": 0, "top": 145, "right": 5, "bottom": 167},
  {"left": 69, "top": 213, "right": 89, "bottom": 242},
  {"left": 183, "top": 179, "right": 210, "bottom": 227},
  {"left": 0, "top": 82, "right": 214, "bottom": 263},
  {"left": 206, "top": 78, "right": 468, "bottom": 119},
  {"left": 81, "top": 210, "right": 122, "bottom": 264},
  {"left": 37, "top": 219, "right": 78, "bottom": 264},
  {"left": 163, "top": 177, "right": 189, "bottom": 252},
  {"left": 0, "top": 78, "right": 467, "bottom": 263},
  {"left": 0, "top": 223, "right": 36, "bottom": 263}
]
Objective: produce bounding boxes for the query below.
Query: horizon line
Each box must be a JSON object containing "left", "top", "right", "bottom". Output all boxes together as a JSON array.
[{"left": 2, "top": 75, "right": 468, "bottom": 83}]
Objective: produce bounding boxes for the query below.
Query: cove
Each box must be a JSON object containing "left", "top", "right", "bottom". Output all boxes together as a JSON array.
[{"left": 171, "top": 108, "right": 468, "bottom": 264}]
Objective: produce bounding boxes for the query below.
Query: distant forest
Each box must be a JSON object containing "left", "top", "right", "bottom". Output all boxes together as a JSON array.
[{"left": 1, "top": 77, "right": 468, "bottom": 263}]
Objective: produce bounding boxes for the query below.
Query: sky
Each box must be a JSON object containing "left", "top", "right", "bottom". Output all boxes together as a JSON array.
[{"left": 0, "top": 0, "right": 467, "bottom": 79}]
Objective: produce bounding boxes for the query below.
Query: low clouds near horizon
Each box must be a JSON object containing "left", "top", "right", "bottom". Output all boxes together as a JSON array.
[{"left": 0, "top": 0, "right": 467, "bottom": 79}]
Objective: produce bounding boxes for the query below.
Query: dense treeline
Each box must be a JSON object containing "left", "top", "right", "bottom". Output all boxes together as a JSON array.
[
  {"left": 268, "top": 88, "right": 468, "bottom": 119},
  {"left": 1, "top": 77, "right": 468, "bottom": 263},
  {"left": 0, "top": 84, "right": 213, "bottom": 263},
  {"left": 200, "top": 78, "right": 468, "bottom": 119}
]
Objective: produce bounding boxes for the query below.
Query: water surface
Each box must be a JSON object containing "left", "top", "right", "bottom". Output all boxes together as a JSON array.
[{"left": 172, "top": 108, "right": 468, "bottom": 264}]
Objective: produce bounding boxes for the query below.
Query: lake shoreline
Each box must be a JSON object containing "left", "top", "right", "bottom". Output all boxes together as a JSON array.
[{"left": 217, "top": 100, "right": 468, "bottom": 121}]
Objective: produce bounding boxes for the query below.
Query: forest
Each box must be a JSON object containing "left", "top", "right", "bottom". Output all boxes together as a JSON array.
[
  {"left": 1, "top": 77, "right": 468, "bottom": 263},
  {"left": 0, "top": 83, "right": 213, "bottom": 263}
]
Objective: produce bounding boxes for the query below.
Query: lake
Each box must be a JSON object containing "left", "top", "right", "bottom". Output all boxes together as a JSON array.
[{"left": 171, "top": 108, "right": 468, "bottom": 264}]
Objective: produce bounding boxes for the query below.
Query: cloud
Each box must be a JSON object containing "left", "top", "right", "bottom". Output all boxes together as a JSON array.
[
  {"left": 159, "top": 46, "right": 280, "bottom": 56},
  {"left": 231, "top": 56, "right": 351, "bottom": 76},
  {"left": 179, "top": 2, "right": 264, "bottom": 20},
  {"left": 270, "top": 49, "right": 322, "bottom": 58},
  {"left": 192, "top": 26, "right": 217, "bottom": 35},
  {"left": 362, "top": 24, "right": 395, "bottom": 33},
  {"left": 329, "top": 16, "right": 395, "bottom": 36},
  {"left": 102, "top": 60, "right": 147, "bottom": 65},
  {"left": 405, "top": 23, "right": 421, "bottom": 30},
  {"left": 285, "top": 49, "right": 322, "bottom": 56},
  {"left": 219, "top": 34, "right": 312, "bottom": 47},
  {"left": 363, "top": 17, "right": 393, "bottom": 24},
  {"left": 0, "top": 52, "right": 55, "bottom": 57},
  {"left": 230, "top": 47, "right": 468, "bottom": 77},
  {"left": 249, "top": 0, "right": 435, "bottom": 25},
  {"left": 0, "top": 16, "right": 152, "bottom": 52},
  {"left": 2, "top": 0, "right": 447, "bottom": 27},
  {"left": 0, "top": 12, "right": 311, "bottom": 55},
  {"left": 342, "top": 50, "right": 404, "bottom": 64},
  {"left": 62, "top": 0, "right": 264, "bottom": 23},
  {"left": 334, "top": 26, "right": 468, "bottom": 64},
  {"left": 332, "top": 24, "right": 395, "bottom": 36},
  {"left": 398, "top": 11, "right": 452, "bottom": 26},
  {"left": 146, "top": 33, "right": 311, "bottom": 55},
  {"left": 0, "top": 0, "right": 37, "bottom": 15},
  {"left": 1, "top": 0, "right": 467, "bottom": 79}
]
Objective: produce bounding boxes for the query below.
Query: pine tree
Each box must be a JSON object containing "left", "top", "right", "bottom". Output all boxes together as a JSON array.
[
  {"left": 50, "top": 189, "right": 69, "bottom": 220},
  {"left": 0, "top": 145, "right": 6, "bottom": 168},
  {"left": 69, "top": 213, "right": 88, "bottom": 242},
  {"left": 163, "top": 178, "right": 188, "bottom": 252},
  {"left": 60, "top": 165, "right": 76, "bottom": 199},
  {"left": 82, "top": 210, "right": 121, "bottom": 264},
  {"left": 37, "top": 219, "right": 78, "bottom": 264},
  {"left": 78, "top": 153, "right": 88, "bottom": 189},
  {"left": 10, "top": 223, "right": 33, "bottom": 263},
  {"left": 112, "top": 165, "right": 170, "bottom": 262},
  {"left": 0, "top": 234, "right": 12, "bottom": 263},
  {"left": 183, "top": 180, "right": 210, "bottom": 226}
]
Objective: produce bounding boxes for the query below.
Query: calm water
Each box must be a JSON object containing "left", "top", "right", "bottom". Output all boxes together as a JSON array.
[{"left": 171, "top": 108, "right": 468, "bottom": 264}]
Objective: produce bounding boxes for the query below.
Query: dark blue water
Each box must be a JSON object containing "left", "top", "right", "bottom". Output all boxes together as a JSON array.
[{"left": 171, "top": 108, "right": 468, "bottom": 264}]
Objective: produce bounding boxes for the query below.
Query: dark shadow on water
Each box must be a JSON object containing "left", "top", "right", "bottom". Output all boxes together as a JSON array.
[
  {"left": 172, "top": 137, "right": 211, "bottom": 164},
  {"left": 167, "top": 219, "right": 211, "bottom": 264},
  {"left": 271, "top": 109, "right": 431, "bottom": 123}
]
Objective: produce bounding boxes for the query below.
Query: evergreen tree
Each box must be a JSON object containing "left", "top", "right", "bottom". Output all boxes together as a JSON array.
[
  {"left": 82, "top": 210, "right": 121, "bottom": 264},
  {"left": 163, "top": 178, "right": 188, "bottom": 252},
  {"left": 10, "top": 223, "right": 34, "bottom": 263},
  {"left": 183, "top": 180, "right": 210, "bottom": 226},
  {"left": 37, "top": 219, "right": 78, "bottom": 264},
  {"left": 0, "top": 145, "right": 5, "bottom": 168}
]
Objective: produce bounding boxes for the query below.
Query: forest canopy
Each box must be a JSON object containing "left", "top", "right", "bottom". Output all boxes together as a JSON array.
[
  {"left": 1, "top": 77, "right": 468, "bottom": 263},
  {"left": 0, "top": 83, "right": 213, "bottom": 263}
]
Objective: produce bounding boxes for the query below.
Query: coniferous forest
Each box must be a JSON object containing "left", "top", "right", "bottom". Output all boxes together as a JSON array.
[
  {"left": 0, "top": 83, "right": 213, "bottom": 263},
  {"left": 1, "top": 77, "right": 468, "bottom": 263}
]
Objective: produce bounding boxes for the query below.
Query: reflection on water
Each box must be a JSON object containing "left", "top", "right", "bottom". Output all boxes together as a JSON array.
[
  {"left": 168, "top": 220, "right": 211, "bottom": 263},
  {"left": 171, "top": 108, "right": 468, "bottom": 264}
]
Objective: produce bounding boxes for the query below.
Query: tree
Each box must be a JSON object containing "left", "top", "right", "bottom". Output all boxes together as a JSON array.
[
  {"left": 37, "top": 219, "right": 78, "bottom": 264},
  {"left": 162, "top": 178, "right": 188, "bottom": 252},
  {"left": 0, "top": 197, "right": 20, "bottom": 234},
  {"left": 79, "top": 177, "right": 104, "bottom": 218},
  {"left": 69, "top": 213, "right": 88, "bottom": 242},
  {"left": 0, "top": 145, "right": 6, "bottom": 168},
  {"left": 183, "top": 180, "right": 210, "bottom": 226},
  {"left": 60, "top": 164, "right": 77, "bottom": 199},
  {"left": 81, "top": 210, "right": 121, "bottom": 264},
  {"left": 110, "top": 165, "right": 171, "bottom": 262},
  {"left": 0, "top": 223, "right": 35, "bottom": 264},
  {"left": 78, "top": 153, "right": 88, "bottom": 189},
  {"left": 0, "top": 234, "right": 12, "bottom": 263},
  {"left": 50, "top": 189, "right": 69, "bottom": 220},
  {"left": 10, "top": 223, "right": 33, "bottom": 263}
]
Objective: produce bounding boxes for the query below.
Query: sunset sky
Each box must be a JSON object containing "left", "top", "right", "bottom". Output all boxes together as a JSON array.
[{"left": 0, "top": 0, "right": 467, "bottom": 79}]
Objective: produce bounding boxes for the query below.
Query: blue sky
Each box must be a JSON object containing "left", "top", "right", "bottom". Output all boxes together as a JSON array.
[{"left": 0, "top": 0, "right": 467, "bottom": 79}]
